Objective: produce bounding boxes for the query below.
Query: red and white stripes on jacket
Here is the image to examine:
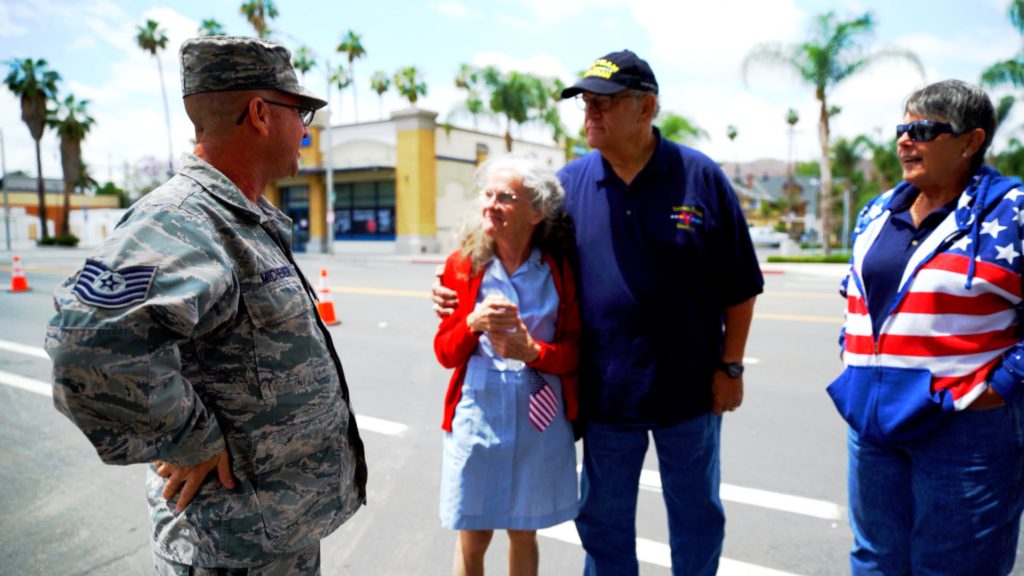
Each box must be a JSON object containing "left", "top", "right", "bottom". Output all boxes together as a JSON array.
[{"left": 843, "top": 185, "right": 1024, "bottom": 410}]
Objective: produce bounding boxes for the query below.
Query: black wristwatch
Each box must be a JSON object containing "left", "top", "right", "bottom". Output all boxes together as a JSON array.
[{"left": 718, "top": 361, "right": 744, "bottom": 379}]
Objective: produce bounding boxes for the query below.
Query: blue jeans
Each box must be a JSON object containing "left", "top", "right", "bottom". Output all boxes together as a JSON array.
[
  {"left": 576, "top": 414, "right": 724, "bottom": 576},
  {"left": 848, "top": 394, "right": 1024, "bottom": 575}
]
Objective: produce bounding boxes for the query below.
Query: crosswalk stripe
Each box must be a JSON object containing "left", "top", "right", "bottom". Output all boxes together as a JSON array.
[
  {"left": 0, "top": 370, "right": 52, "bottom": 397},
  {"left": 0, "top": 340, "right": 409, "bottom": 436},
  {"left": 0, "top": 339, "right": 49, "bottom": 359},
  {"left": 538, "top": 522, "right": 803, "bottom": 575},
  {"left": 638, "top": 469, "right": 843, "bottom": 521},
  {"left": 356, "top": 414, "right": 409, "bottom": 436}
]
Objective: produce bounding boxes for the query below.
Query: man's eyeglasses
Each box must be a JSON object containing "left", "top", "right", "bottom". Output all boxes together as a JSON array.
[
  {"left": 896, "top": 120, "right": 960, "bottom": 142},
  {"left": 479, "top": 189, "right": 518, "bottom": 205},
  {"left": 574, "top": 92, "right": 638, "bottom": 112},
  {"left": 236, "top": 99, "right": 316, "bottom": 127}
]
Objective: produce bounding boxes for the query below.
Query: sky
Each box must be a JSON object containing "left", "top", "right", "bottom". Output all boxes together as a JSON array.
[{"left": 0, "top": 0, "right": 1020, "bottom": 187}]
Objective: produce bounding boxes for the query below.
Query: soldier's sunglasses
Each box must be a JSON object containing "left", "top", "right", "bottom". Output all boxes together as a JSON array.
[
  {"left": 896, "top": 120, "right": 960, "bottom": 142},
  {"left": 236, "top": 99, "right": 315, "bottom": 127}
]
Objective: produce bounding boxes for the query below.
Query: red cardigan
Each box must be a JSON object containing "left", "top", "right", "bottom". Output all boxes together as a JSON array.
[{"left": 434, "top": 250, "right": 581, "bottom": 432}]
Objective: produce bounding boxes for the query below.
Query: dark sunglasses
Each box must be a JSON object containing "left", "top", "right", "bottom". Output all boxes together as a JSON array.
[
  {"left": 896, "top": 120, "right": 960, "bottom": 142},
  {"left": 236, "top": 99, "right": 315, "bottom": 127}
]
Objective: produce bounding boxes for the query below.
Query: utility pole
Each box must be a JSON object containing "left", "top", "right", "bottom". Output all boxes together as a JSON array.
[
  {"left": 1, "top": 128, "right": 10, "bottom": 251},
  {"left": 324, "top": 57, "right": 335, "bottom": 255}
]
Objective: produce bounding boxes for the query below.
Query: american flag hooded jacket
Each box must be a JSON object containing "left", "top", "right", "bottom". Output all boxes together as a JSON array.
[{"left": 829, "top": 166, "right": 1024, "bottom": 443}]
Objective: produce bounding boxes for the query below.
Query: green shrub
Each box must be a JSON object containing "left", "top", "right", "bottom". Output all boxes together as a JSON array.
[
  {"left": 38, "top": 234, "right": 79, "bottom": 247},
  {"left": 767, "top": 253, "right": 851, "bottom": 264}
]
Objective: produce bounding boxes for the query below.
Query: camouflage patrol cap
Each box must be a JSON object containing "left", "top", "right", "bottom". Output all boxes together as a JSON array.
[{"left": 180, "top": 36, "right": 327, "bottom": 110}]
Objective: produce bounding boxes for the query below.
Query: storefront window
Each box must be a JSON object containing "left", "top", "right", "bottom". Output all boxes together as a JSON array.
[{"left": 332, "top": 180, "right": 396, "bottom": 240}]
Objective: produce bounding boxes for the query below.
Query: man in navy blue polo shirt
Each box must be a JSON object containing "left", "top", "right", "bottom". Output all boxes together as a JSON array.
[
  {"left": 559, "top": 50, "right": 763, "bottom": 576},
  {"left": 434, "top": 50, "right": 762, "bottom": 576}
]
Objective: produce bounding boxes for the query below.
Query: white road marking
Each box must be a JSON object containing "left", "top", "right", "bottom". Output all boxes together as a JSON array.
[
  {"left": 355, "top": 414, "right": 408, "bottom": 436},
  {"left": 0, "top": 339, "right": 410, "bottom": 436},
  {"left": 0, "top": 339, "right": 49, "bottom": 360},
  {"left": 639, "top": 470, "right": 843, "bottom": 521},
  {"left": 0, "top": 370, "right": 52, "bottom": 397},
  {"left": 539, "top": 522, "right": 802, "bottom": 575}
]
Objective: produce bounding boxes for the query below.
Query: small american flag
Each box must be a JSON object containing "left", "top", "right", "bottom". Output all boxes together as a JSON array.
[{"left": 528, "top": 370, "right": 558, "bottom": 432}]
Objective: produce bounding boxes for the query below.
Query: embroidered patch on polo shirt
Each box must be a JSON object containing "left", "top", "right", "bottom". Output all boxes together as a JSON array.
[
  {"left": 670, "top": 205, "right": 704, "bottom": 230},
  {"left": 72, "top": 259, "right": 156, "bottom": 309}
]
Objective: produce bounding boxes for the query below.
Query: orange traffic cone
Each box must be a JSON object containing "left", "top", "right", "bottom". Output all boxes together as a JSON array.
[
  {"left": 316, "top": 268, "right": 340, "bottom": 326},
  {"left": 8, "top": 255, "right": 29, "bottom": 292}
]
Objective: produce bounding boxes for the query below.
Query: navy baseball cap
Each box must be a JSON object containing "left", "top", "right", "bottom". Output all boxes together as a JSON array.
[{"left": 560, "top": 49, "right": 658, "bottom": 98}]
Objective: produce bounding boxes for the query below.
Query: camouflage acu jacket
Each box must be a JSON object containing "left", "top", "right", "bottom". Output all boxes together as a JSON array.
[{"left": 45, "top": 153, "right": 367, "bottom": 567}]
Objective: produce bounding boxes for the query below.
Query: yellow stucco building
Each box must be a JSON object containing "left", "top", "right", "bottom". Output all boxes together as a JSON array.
[{"left": 267, "top": 107, "right": 565, "bottom": 254}]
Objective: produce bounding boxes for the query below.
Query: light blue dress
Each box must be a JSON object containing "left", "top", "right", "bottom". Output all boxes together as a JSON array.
[{"left": 440, "top": 249, "right": 579, "bottom": 530}]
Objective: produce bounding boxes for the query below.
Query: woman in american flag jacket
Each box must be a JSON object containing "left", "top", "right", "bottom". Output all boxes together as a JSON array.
[{"left": 829, "top": 80, "right": 1024, "bottom": 575}]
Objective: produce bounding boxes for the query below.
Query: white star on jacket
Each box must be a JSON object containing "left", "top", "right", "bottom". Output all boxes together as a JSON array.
[
  {"left": 1004, "top": 188, "right": 1024, "bottom": 203},
  {"left": 996, "top": 243, "right": 1021, "bottom": 265},
  {"left": 981, "top": 218, "right": 1008, "bottom": 239},
  {"left": 951, "top": 236, "right": 973, "bottom": 253}
]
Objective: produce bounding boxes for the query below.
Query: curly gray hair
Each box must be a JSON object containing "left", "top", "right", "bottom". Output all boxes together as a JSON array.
[{"left": 455, "top": 155, "right": 575, "bottom": 274}]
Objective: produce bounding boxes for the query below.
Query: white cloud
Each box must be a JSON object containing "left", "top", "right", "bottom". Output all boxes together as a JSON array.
[
  {"left": 632, "top": 0, "right": 806, "bottom": 80},
  {"left": 513, "top": 0, "right": 619, "bottom": 24},
  {"left": 470, "top": 51, "right": 571, "bottom": 80},
  {"left": 0, "top": 3, "right": 28, "bottom": 38},
  {"left": 432, "top": 0, "right": 479, "bottom": 19}
]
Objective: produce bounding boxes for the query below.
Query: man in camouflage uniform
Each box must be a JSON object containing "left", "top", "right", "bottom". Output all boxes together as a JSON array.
[{"left": 45, "top": 36, "right": 366, "bottom": 575}]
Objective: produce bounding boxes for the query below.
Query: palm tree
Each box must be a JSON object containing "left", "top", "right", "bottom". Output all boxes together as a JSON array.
[
  {"left": 336, "top": 30, "right": 366, "bottom": 120},
  {"left": 370, "top": 71, "right": 390, "bottom": 120},
  {"left": 477, "top": 66, "right": 563, "bottom": 152},
  {"left": 3, "top": 58, "right": 60, "bottom": 241},
  {"left": 982, "top": 0, "right": 1024, "bottom": 88},
  {"left": 135, "top": 19, "right": 174, "bottom": 178},
  {"left": 854, "top": 131, "right": 902, "bottom": 193},
  {"left": 48, "top": 94, "right": 95, "bottom": 236},
  {"left": 981, "top": 0, "right": 1024, "bottom": 147},
  {"left": 785, "top": 108, "right": 800, "bottom": 185},
  {"left": 292, "top": 46, "right": 316, "bottom": 82},
  {"left": 330, "top": 64, "right": 352, "bottom": 118},
  {"left": 198, "top": 18, "right": 226, "bottom": 37},
  {"left": 658, "top": 112, "right": 708, "bottom": 145},
  {"left": 726, "top": 125, "right": 739, "bottom": 179},
  {"left": 743, "top": 11, "right": 923, "bottom": 254},
  {"left": 393, "top": 66, "right": 426, "bottom": 107},
  {"left": 454, "top": 64, "right": 486, "bottom": 130},
  {"left": 239, "top": 0, "right": 278, "bottom": 38}
]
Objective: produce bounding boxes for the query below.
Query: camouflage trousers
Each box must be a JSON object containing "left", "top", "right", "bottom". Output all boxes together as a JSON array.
[{"left": 152, "top": 543, "right": 320, "bottom": 576}]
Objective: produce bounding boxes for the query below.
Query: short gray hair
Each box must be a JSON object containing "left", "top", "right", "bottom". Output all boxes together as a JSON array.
[
  {"left": 456, "top": 155, "right": 574, "bottom": 273},
  {"left": 904, "top": 79, "right": 996, "bottom": 172},
  {"left": 628, "top": 89, "right": 660, "bottom": 119}
]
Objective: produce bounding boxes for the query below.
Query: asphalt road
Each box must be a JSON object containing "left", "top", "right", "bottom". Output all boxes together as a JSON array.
[{"left": 1, "top": 247, "right": 1018, "bottom": 575}]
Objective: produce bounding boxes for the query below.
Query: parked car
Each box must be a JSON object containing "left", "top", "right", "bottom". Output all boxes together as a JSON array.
[{"left": 748, "top": 226, "right": 789, "bottom": 247}]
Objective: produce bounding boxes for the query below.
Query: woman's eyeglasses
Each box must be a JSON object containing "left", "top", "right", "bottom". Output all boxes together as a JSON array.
[
  {"left": 896, "top": 120, "right": 960, "bottom": 142},
  {"left": 236, "top": 99, "right": 316, "bottom": 127},
  {"left": 479, "top": 189, "right": 518, "bottom": 205}
]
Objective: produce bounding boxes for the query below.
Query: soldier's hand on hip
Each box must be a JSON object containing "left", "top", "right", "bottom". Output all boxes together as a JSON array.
[{"left": 154, "top": 449, "right": 236, "bottom": 513}]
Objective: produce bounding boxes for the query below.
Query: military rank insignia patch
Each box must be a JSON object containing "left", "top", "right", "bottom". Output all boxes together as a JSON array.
[{"left": 72, "top": 259, "right": 157, "bottom": 308}]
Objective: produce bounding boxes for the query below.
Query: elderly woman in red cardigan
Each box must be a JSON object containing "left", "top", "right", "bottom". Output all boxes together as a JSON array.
[{"left": 434, "top": 155, "right": 580, "bottom": 576}]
